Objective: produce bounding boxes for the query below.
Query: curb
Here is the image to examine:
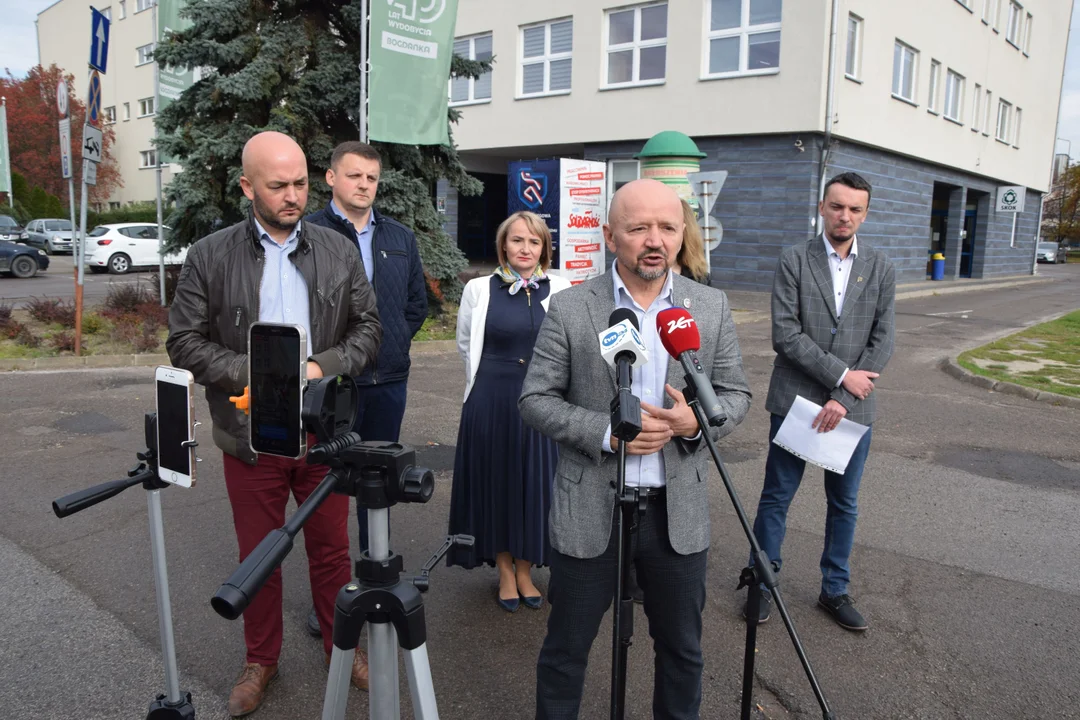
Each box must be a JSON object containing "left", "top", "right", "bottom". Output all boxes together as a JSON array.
[
  {"left": 896, "top": 277, "right": 1051, "bottom": 300},
  {"left": 0, "top": 353, "right": 171, "bottom": 372},
  {"left": 939, "top": 357, "right": 1080, "bottom": 410}
]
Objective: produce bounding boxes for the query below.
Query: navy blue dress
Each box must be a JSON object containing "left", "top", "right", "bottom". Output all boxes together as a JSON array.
[{"left": 447, "top": 275, "right": 558, "bottom": 569}]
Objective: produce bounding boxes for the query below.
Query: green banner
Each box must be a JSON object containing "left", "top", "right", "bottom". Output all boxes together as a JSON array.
[
  {"left": 156, "top": 0, "right": 193, "bottom": 164},
  {"left": 0, "top": 102, "right": 11, "bottom": 195},
  {"left": 369, "top": 0, "right": 460, "bottom": 145}
]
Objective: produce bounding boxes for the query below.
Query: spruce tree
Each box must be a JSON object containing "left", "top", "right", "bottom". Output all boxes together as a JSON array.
[{"left": 154, "top": 0, "right": 492, "bottom": 305}]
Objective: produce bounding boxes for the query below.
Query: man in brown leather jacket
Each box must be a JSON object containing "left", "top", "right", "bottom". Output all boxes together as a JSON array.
[{"left": 167, "top": 131, "right": 381, "bottom": 717}]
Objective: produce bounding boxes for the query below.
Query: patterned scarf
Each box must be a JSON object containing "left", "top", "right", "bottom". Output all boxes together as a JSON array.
[{"left": 493, "top": 265, "right": 547, "bottom": 295}]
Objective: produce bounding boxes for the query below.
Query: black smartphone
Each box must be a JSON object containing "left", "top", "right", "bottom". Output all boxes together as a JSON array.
[
  {"left": 155, "top": 365, "right": 196, "bottom": 487},
  {"left": 248, "top": 322, "right": 307, "bottom": 459}
]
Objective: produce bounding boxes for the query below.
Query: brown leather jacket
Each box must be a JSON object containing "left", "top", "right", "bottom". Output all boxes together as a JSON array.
[{"left": 166, "top": 212, "right": 382, "bottom": 463}]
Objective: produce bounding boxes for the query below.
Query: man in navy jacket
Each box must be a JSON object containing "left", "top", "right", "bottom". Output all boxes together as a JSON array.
[{"left": 304, "top": 141, "right": 428, "bottom": 638}]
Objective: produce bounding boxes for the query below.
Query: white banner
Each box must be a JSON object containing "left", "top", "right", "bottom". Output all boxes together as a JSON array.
[{"left": 558, "top": 159, "right": 607, "bottom": 284}]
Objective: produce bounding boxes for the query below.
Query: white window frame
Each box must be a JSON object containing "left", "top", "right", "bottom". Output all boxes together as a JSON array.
[
  {"left": 136, "top": 43, "right": 155, "bottom": 66},
  {"left": 1013, "top": 107, "right": 1022, "bottom": 147},
  {"left": 892, "top": 40, "right": 918, "bottom": 104},
  {"left": 607, "top": 159, "right": 641, "bottom": 201},
  {"left": 1023, "top": 12, "right": 1033, "bottom": 54},
  {"left": 996, "top": 99, "right": 1012, "bottom": 143},
  {"left": 1006, "top": 1, "right": 1023, "bottom": 47},
  {"left": 845, "top": 13, "right": 862, "bottom": 81},
  {"left": 449, "top": 33, "right": 493, "bottom": 106},
  {"left": 603, "top": 2, "right": 668, "bottom": 89},
  {"left": 98, "top": 6, "right": 111, "bottom": 21},
  {"left": 971, "top": 83, "right": 982, "bottom": 132},
  {"left": 702, "top": 0, "right": 783, "bottom": 80},
  {"left": 138, "top": 97, "right": 156, "bottom": 117},
  {"left": 135, "top": 0, "right": 155, "bottom": 12},
  {"left": 119, "top": 0, "right": 126, "bottom": 20},
  {"left": 103, "top": 105, "right": 117, "bottom": 124},
  {"left": 944, "top": 69, "right": 964, "bottom": 123},
  {"left": 122, "top": 102, "right": 130, "bottom": 121},
  {"left": 927, "top": 60, "right": 941, "bottom": 113},
  {"left": 983, "top": 89, "right": 992, "bottom": 135},
  {"left": 139, "top": 149, "right": 158, "bottom": 169},
  {"left": 518, "top": 18, "right": 573, "bottom": 99}
]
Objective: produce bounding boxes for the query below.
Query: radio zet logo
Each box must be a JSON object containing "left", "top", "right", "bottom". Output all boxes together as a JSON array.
[{"left": 665, "top": 316, "right": 695, "bottom": 334}]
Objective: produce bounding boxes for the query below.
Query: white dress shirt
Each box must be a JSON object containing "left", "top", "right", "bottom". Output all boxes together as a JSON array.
[{"left": 823, "top": 233, "right": 858, "bottom": 387}]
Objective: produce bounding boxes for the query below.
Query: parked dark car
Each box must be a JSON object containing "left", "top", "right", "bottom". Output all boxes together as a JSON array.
[
  {"left": 0, "top": 215, "right": 28, "bottom": 243},
  {"left": 0, "top": 239, "right": 50, "bottom": 278}
]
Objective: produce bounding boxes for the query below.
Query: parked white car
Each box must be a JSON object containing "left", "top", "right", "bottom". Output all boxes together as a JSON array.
[
  {"left": 83, "top": 223, "right": 187, "bottom": 274},
  {"left": 1036, "top": 241, "right": 1067, "bottom": 264}
]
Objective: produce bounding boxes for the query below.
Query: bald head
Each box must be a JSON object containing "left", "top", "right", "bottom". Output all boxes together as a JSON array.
[
  {"left": 239, "top": 131, "right": 309, "bottom": 241},
  {"left": 603, "top": 178, "right": 685, "bottom": 284}
]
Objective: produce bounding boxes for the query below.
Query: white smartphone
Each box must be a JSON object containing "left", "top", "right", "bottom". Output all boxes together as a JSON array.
[
  {"left": 248, "top": 322, "right": 308, "bottom": 459},
  {"left": 155, "top": 365, "right": 197, "bottom": 488}
]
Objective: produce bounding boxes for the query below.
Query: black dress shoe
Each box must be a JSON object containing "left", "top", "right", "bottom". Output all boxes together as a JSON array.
[
  {"left": 742, "top": 588, "right": 772, "bottom": 624},
  {"left": 306, "top": 607, "right": 322, "bottom": 638},
  {"left": 818, "top": 592, "right": 867, "bottom": 631}
]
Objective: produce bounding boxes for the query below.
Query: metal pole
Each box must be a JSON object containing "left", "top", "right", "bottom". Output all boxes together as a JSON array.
[
  {"left": 68, "top": 178, "right": 77, "bottom": 266},
  {"left": 815, "top": 0, "right": 841, "bottom": 236},
  {"left": 74, "top": 66, "right": 93, "bottom": 357},
  {"left": 147, "top": 489, "right": 182, "bottom": 704},
  {"left": 700, "top": 180, "right": 713, "bottom": 277},
  {"left": 153, "top": 0, "right": 166, "bottom": 306},
  {"left": 359, "top": 0, "right": 368, "bottom": 143},
  {"left": 367, "top": 506, "right": 400, "bottom": 720},
  {"left": 0, "top": 98, "right": 12, "bottom": 203}
]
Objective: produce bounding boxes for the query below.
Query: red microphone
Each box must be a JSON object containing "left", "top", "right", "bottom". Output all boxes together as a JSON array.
[{"left": 656, "top": 308, "right": 727, "bottom": 427}]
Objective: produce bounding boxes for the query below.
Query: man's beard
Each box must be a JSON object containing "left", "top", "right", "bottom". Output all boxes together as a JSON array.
[
  {"left": 631, "top": 249, "right": 669, "bottom": 281},
  {"left": 253, "top": 191, "right": 301, "bottom": 232}
]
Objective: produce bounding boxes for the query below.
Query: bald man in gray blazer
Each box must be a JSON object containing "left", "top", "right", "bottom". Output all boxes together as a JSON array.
[
  {"left": 749, "top": 172, "right": 896, "bottom": 632},
  {"left": 520, "top": 179, "right": 751, "bottom": 720}
]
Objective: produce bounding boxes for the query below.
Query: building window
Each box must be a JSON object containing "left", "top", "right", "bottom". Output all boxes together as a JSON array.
[
  {"left": 103, "top": 105, "right": 117, "bottom": 124},
  {"left": 981, "top": 0, "right": 993, "bottom": 23},
  {"left": 608, "top": 159, "right": 640, "bottom": 199},
  {"left": 1013, "top": 107, "right": 1022, "bottom": 147},
  {"left": 119, "top": 0, "right": 126, "bottom": 19},
  {"left": 983, "top": 88, "right": 992, "bottom": 134},
  {"left": 519, "top": 19, "right": 573, "bottom": 97},
  {"left": 605, "top": 2, "right": 668, "bottom": 87},
  {"left": 138, "top": 97, "right": 156, "bottom": 117},
  {"left": 135, "top": 0, "right": 155, "bottom": 12},
  {"left": 944, "top": 69, "right": 964, "bottom": 122},
  {"left": 140, "top": 150, "right": 158, "bottom": 168},
  {"left": 996, "top": 99, "right": 1012, "bottom": 142},
  {"left": 704, "top": 0, "right": 781, "bottom": 78},
  {"left": 845, "top": 14, "right": 862, "bottom": 80},
  {"left": 122, "top": 102, "right": 130, "bottom": 121},
  {"left": 98, "top": 6, "right": 111, "bottom": 20},
  {"left": 136, "top": 43, "right": 155, "bottom": 65},
  {"left": 109, "top": 202, "right": 121, "bottom": 210},
  {"left": 450, "top": 33, "right": 492, "bottom": 105},
  {"left": 1023, "top": 12, "right": 1033, "bottom": 54},
  {"left": 892, "top": 41, "right": 917, "bottom": 103},
  {"left": 927, "top": 60, "right": 941, "bottom": 113},
  {"left": 1006, "top": 1, "right": 1023, "bottom": 46},
  {"left": 972, "top": 83, "right": 982, "bottom": 131}
]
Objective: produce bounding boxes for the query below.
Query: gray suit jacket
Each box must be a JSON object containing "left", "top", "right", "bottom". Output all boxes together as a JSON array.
[
  {"left": 765, "top": 235, "right": 896, "bottom": 426},
  {"left": 519, "top": 271, "right": 752, "bottom": 559}
]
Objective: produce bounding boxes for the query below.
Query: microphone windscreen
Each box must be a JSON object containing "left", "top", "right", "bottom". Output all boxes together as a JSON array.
[
  {"left": 656, "top": 307, "right": 701, "bottom": 358},
  {"left": 608, "top": 307, "right": 639, "bottom": 331}
]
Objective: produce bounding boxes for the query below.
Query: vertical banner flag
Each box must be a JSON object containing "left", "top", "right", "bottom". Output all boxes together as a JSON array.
[
  {"left": 507, "top": 159, "right": 607, "bottom": 284},
  {"left": 0, "top": 100, "right": 11, "bottom": 196},
  {"left": 369, "top": 0, "right": 460, "bottom": 145},
  {"left": 157, "top": 0, "right": 193, "bottom": 163}
]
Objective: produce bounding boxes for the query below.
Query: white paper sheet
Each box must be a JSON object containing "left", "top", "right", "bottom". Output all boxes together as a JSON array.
[{"left": 772, "top": 396, "right": 870, "bottom": 474}]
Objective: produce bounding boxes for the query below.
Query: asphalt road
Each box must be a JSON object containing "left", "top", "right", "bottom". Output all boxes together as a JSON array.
[
  {"left": 0, "top": 264, "right": 1077, "bottom": 720},
  {"left": 0, "top": 254, "right": 160, "bottom": 308}
]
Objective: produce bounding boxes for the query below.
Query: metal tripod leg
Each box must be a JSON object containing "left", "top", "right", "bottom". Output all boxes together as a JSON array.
[
  {"left": 322, "top": 646, "right": 355, "bottom": 720},
  {"left": 404, "top": 643, "right": 439, "bottom": 719},
  {"left": 370, "top": 622, "right": 401, "bottom": 719}
]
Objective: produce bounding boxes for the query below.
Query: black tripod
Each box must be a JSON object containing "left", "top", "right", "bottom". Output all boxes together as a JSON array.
[
  {"left": 679, "top": 384, "right": 836, "bottom": 720},
  {"left": 212, "top": 433, "right": 472, "bottom": 720},
  {"left": 52, "top": 413, "right": 198, "bottom": 719},
  {"left": 608, "top": 346, "right": 643, "bottom": 720}
]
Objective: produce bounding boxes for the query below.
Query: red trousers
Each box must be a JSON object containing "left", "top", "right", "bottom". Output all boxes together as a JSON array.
[{"left": 222, "top": 451, "right": 351, "bottom": 665}]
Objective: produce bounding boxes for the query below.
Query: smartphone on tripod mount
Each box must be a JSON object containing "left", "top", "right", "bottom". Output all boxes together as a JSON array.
[
  {"left": 249, "top": 322, "right": 308, "bottom": 459},
  {"left": 155, "top": 365, "right": 196, "bottom": 488}
]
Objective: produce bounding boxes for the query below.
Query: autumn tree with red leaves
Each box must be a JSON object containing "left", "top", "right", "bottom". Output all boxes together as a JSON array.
[{"left": 0, "top": 64, "right": 122, "bottom": 205}]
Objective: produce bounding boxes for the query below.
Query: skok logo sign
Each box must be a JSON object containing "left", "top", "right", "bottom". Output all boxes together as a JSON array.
[{"left": 665, "top": 316, "right": 695, "bottom": 334}]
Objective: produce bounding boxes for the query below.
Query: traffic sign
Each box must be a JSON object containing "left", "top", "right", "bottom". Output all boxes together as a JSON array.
[
  {"left": 81, "top": 124, "right": 103, "bottom": 163},
  {"left": 87, "top": 71, "right": 102, "bottom": 124},
  {"left": 687, "top": 170, "right": 728, "bottom": 250},
  {"left": 83, "top": 159, "right": 97, "bottom": 186},
  {"left": 56, "top": 79, "right": 68, "bottom": 118},
  {"left": 89, "top": 7, "right": 111, "bottom": 74},
  {"left": 58, "top": 118, "right": 72, "bottom": 179}
]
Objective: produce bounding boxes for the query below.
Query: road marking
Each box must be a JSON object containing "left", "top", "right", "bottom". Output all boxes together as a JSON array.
[{"left": 926, "top": 310, "right": 973, "bottom": 317}]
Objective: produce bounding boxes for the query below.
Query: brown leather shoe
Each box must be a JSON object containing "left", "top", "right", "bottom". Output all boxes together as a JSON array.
[
  {"left": 325, "top": 649, "right": 369, "bottom": 691},
  {"left": 227, "top": 662, "right": 278, "bottom": 717}
]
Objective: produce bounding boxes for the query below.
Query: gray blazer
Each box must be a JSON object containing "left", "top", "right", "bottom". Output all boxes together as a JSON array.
[
  {"left": 765, "top": 235, "right": 896, "bottom": 426},
  {"left": 519, "top": 272, "right": 752, "bottom": 560}
]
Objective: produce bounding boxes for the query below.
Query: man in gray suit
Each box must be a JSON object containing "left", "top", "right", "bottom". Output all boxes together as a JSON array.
[
  {"left": 520, "top": 178, "right": 752, "bottom": 720},
  {"left": 748, "top": 171, "right": 895, "bottom": 632}
]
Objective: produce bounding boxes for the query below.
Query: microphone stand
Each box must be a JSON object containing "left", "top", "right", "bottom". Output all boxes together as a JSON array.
[
  {"left": 680, "top": 382, "right": 837, "bottom": 720},
  {"left": 608, "top": 356, "right": 642, "bottom": 720}
]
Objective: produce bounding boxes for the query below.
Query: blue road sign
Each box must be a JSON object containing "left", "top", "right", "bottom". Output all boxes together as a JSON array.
[
  {"left": 87, "top": 72, "right": 102, "bottom": 123},
  {"left": 89, "top": 7, "right": 111, "bottom": 74}
]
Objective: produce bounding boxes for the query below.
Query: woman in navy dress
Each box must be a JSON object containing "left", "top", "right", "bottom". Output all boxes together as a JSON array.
[{"left": 447, "top": 211, "right": 571, "bottom": 612}]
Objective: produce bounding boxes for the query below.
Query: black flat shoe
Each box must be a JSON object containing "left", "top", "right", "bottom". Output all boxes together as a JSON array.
[
  {"left": 497, "top": 591, "right": 520, "bottom": 613},
  {"left": 521, "top": 594, "right": 543, "bottom": 610}
]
